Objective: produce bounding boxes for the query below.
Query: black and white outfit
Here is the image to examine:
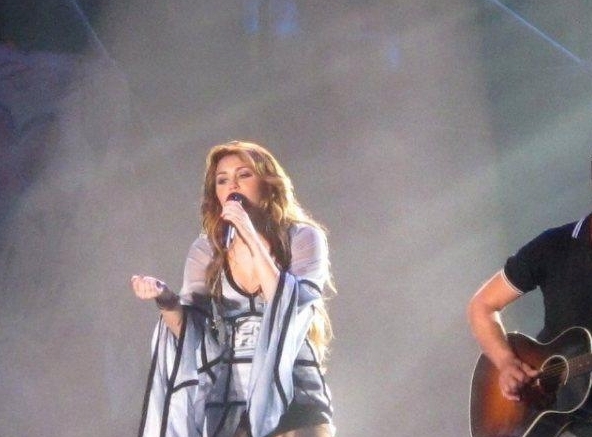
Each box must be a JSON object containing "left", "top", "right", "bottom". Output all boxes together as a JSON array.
[{"left": 138, "top": 223, "right": 334, "bottom": 437}]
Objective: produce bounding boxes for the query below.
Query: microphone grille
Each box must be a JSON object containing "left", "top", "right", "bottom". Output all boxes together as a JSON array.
[{"left": 227, "top": 192, "right": 246, "bottom": 203}]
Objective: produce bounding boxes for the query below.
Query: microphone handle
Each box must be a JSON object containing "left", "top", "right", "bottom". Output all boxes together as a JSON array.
[
  {"left": 224, "top": 192, "right": 244, "bottom": 248},
  {"left": 225, "top": 224, "right": 236, "bottom": 248}
]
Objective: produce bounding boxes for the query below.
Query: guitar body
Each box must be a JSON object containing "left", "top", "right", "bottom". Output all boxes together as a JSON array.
[{"left": 470, "top": 326, "right": 592, "bottom": 437}]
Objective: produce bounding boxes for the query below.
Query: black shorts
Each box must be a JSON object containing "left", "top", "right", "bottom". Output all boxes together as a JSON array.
[{"left": 237, "top": 402, "right": 331, "bottom": 436}]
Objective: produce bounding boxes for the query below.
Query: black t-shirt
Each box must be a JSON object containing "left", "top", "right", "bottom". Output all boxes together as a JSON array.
[{"left": 504, "top": 214, "right": 592, "bottom": 342}]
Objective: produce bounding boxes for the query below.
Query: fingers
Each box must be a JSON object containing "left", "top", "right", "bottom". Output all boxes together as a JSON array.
[
  {"left": 221, "top": 201, "right": 255, "bottom": 235},
  {"left": 521, "top": 362, "right": 540, "bottom": 378},
  {"left": 499, "top": 373, "right": 525, "bottom": 400},
  {"left": 501, "top": 388, "right": 521, "bottom": 402},
  {"left": 498, "top": 359, "right": 539, "bottom": 401},
  {"left": 130, "top": 275, "right": 165, "bottom": 300},
  {"left": 221, "top": 200, "right": 247, "bottom": 223}
]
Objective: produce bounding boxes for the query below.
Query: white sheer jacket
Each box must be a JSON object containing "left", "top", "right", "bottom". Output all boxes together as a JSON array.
[{"left": 138, "top": 223, "right": 333, "bottom": 437}]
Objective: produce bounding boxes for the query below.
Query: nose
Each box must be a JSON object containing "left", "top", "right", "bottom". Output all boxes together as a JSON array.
[{"left": 229, "top": 176, "right": 239, "bottom": 189}]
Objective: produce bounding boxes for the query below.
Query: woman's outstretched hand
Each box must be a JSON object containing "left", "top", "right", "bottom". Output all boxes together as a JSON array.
[
  {"left": 130, "top": 275, "right": 167, "bottom": 300},
  {"left": 131, "top": 274, "right": 182, "bottom": 335}
]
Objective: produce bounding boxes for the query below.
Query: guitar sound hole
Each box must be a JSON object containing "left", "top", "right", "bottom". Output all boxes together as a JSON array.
[{"left": 539, "top": 356, "right": 567, "bottom": 395}]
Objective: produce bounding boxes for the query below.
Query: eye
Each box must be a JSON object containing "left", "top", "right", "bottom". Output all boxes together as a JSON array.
[
  {"left": 238, "top": 171, "right": 253, "bottom": 179},
  {"left": 216, "top": 177, "right": 228, "bottom": 185}
]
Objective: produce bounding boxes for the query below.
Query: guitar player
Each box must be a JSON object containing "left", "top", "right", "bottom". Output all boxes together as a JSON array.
[{"left": 468, "top": 210, "right": 592, "bottom": 437}]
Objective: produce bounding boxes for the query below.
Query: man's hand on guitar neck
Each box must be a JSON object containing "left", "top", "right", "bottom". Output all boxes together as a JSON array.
[{"left": 497, "top": 354, "right": 540, "bottom": 401}]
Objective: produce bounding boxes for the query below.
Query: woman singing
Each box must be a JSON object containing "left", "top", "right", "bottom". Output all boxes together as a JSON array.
[{"left": 131, "top": 141, "right": 335, "bottom": 437}]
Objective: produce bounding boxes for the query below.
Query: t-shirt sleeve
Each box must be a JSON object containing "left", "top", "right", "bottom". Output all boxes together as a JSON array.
[
  {"left": 179, "top": 235, "right": 213, "bottom": 306},
  {"left": 503, "top": 230, "right": 552, "bottom": 293}
]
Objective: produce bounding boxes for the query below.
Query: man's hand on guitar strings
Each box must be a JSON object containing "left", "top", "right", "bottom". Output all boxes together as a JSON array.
[{"left": 498, "top": 356, "right": 540, "bottom": 401}]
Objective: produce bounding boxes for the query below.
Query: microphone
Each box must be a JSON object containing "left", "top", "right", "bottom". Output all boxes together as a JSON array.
[
  {"left": 155, "top": 280, "right": 168, "bottom": 292},
  {"left": 224, "top": 192, "right": 246, "bottom": 248}
]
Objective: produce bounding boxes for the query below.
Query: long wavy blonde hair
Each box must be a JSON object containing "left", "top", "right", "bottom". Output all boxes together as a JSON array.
[{"left": 201, "top": 140, "right": 334, "bottom": 365}]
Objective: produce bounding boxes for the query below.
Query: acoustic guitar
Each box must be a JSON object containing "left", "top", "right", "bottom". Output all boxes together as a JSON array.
[{"left": 470, "top": 326, "right": 592, "bottom": 437}]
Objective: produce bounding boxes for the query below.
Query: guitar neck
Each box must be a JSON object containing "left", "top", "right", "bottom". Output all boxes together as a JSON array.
[{"left": 566, "top": 353, "right": 592, "bottom": 378}]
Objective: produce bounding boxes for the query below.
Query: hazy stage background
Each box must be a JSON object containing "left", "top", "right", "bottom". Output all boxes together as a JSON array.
[{"left": 1, "top": 1, "right": 592, "bottom": 436}]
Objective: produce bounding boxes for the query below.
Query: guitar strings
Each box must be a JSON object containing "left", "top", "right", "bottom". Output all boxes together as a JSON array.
[{"left": 527, "top": 355, "right": 588, "bottom": 384}]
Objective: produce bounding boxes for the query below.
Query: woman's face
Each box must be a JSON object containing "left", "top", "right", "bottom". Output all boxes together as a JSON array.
[{"left": 214, "top": 153, "right": 264, "bottom": 207}]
